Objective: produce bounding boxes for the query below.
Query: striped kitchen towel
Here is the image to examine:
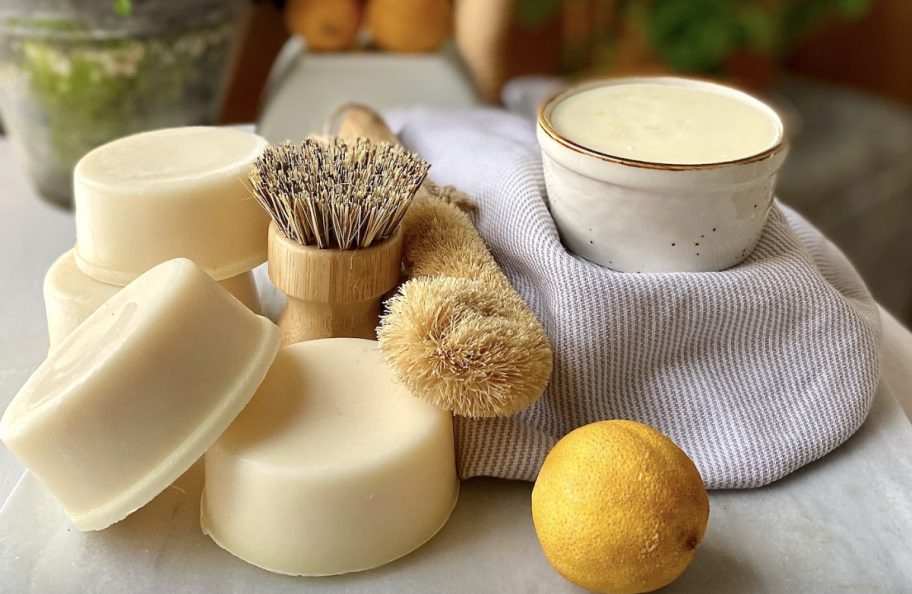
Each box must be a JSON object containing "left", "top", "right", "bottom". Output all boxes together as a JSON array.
[{"left": 392, "top": 107, "right": 882, "bottom": 489}]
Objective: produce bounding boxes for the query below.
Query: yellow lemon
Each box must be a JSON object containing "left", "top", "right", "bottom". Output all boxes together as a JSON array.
[
  {"left": 365, "top": 0, "right": 452, "bottom": 53},
  {"left": 531, "top": 420, "right": 709, "bottom": 594},
  {"left": 285, "top": 0, "right": 362, "bottom": 52}
]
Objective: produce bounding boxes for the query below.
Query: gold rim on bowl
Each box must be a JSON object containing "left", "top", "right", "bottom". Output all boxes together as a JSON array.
[{"left": 537, "top": 76, "right": 789, "bottom": 172}]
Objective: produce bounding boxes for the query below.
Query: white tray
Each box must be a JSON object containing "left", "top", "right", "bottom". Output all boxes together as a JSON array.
[
  {"left": 257, "top": 41, "right": 478, "bottom": 143},
  {"left": 3, "top": 373, "right": 912, "bottom": 593}
]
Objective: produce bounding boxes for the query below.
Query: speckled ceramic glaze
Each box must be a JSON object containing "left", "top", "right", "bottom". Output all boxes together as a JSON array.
[{"left": 537, "top": 77, "right": 789, "bottom": 273}]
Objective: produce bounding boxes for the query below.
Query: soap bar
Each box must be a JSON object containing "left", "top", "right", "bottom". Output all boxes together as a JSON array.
[
  {"left": 1, "top": 258, "right": 280, "bottom": 531},
  {"left": 74, "top": 127, "right": 269, "bottom": 285},
  {"left": 201, "top": 338, "right": 458, "bottom": 576},
  {"left": 44, "top": 250, "right": 262, "bottom": 350}
]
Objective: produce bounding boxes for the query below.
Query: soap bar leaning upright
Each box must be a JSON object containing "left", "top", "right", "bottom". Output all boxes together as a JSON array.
[
  {"left": 201, "top": 338, "right": 459, "bottom": 576},
  {"left": 1, "top": 258, "right": 280, "bottom": 531}
]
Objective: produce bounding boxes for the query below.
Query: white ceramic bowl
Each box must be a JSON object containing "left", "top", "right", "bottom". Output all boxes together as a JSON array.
[{"left": 537, "top": 77, "right": 789, "bottom": 273}]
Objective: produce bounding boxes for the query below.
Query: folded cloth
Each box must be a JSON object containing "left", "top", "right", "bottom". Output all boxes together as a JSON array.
[{"left": 391, "top": 107, "right": 882, "bottom": 489}]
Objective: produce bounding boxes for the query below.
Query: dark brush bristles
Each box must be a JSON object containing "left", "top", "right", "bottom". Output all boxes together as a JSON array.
[{"left": 247, "top": 138, "right": 429, "bottom": 250}]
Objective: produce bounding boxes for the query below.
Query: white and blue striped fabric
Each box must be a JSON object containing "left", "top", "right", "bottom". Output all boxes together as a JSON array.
[{"left": 392, "top": 107, "right": 881, "bottom": 489}]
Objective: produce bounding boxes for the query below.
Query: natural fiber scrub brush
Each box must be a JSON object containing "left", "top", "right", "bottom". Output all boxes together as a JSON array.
[
  {"left": 329, "top": 104, "right": 554, "bottom": 418},
  {"left": 248, "top": 138, "right": 429, "bottom": 344}
]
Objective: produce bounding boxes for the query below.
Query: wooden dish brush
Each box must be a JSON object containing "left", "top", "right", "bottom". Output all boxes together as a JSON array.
[
  {"left": 248, "top": 137, "right": 428, "bottom": 344},
  {"left": 330, "top": 104, "right": 554, "bottom": 418}
]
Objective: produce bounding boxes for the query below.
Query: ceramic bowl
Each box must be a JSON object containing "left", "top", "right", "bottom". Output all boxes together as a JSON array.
[{"left": 537, "top": 77, "right": 789, "bottom": 273}]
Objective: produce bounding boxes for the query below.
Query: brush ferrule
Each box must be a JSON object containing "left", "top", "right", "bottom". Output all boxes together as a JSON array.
[{"left": 267, "top": 222, "right": 403, "bottom": 343}]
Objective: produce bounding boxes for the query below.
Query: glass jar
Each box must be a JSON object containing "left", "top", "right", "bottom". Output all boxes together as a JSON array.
[{"left": 0, "top": 0, "right": 245, "bottom": 206}]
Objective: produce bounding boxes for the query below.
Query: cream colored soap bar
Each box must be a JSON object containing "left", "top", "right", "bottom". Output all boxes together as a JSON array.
[
  {"left": 549, "top": 81, "right": 781, "bottom": 164},
  {"left": 44, "top": 250, "right": 262, "bottom": 350},
  {"left": 201, "top": 338, "right": 458, "bottom": 576},
  {"left": 1, "top": 258, "right": 280, "bottom": 531},
  {"left": 74, "top": 127, "right": 269, "bottom": 285}
]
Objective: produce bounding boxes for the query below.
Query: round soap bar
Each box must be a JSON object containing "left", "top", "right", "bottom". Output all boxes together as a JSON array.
[
  {"left": 44, "top": 250, "right": 263, "bottom": 350},
  {"left": 0, "top": 258, "right": 280, "bottom": 531},
  {"left": 201, "top": 338, "right": 459, "bottom": 576},
  {"left": 74, "top": 127, "right": 269, "bottom": 285}
]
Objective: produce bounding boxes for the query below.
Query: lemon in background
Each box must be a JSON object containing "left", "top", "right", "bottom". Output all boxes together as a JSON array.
[
  {"left": 285, "top": 0, "right": 362, "bottom": 52},
  {"left": 531, "top": 420, "right": 710, "bottom": 594},
  {"left": 366, "top": 0, "right": 452, "bottom": 53}
]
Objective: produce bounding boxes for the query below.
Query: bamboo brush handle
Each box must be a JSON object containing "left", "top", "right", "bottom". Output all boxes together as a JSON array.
[{"left": 268, "top": 222, "right": 403, "bottom": 345}]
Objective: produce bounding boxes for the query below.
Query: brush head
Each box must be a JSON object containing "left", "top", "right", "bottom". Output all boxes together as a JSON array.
[
  {"left": 379, "top": 276, "right": 553, "bottom": 418},
  {"left": 248, "top": 138, "right": 429, "bottom": 250}
]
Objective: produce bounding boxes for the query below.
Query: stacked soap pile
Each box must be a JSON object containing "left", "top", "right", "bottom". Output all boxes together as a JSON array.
[
  {"left": 1, "top": 127, "right": 459, "bottom": 577},
  {"left": 44, "top": 127, "right": 269, "bottom": 348}
]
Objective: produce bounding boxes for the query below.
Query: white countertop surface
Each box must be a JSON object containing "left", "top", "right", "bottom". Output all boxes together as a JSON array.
[{"left": 1, "top": 136, "right": 911, "bottom": 593}]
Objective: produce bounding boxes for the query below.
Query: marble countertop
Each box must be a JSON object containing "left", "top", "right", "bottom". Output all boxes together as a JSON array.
[{"left": 1, "top": 135, "right": 911, "bottom": 592}]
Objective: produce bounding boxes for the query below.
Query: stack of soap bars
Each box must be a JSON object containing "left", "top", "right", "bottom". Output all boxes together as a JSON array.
[
  {"left": 43, "top": 127, "right": 270, "bottom": 348},
  {"left": 1, "top": 124, "right": 463, "bottom": 577}
]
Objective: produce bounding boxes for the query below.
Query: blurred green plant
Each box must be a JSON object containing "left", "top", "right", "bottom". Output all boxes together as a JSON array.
[
  {"left": 517, "top": 0, "right": 872, "bottom": 73},
  {"left": 0, "top": 11, "right": 235, "bottom": 201},
  {"left": 517, "top": 0, "right": 563, "bottom": 25},
  {"left": 638, "top": 0, "right": 871, "bottom": 71},
  {"left": 112, "top": 0, "right": 133, "bottom": 17}
]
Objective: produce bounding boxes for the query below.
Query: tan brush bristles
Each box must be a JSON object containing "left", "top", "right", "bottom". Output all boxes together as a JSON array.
[
  {"left": 248, "top": 138, "right": 428, "bottom": 250},
  {"left": 333, "top": 104, "right": 554, "bottom": 418},
  {"left": 248, "top": 137, "right": 428, "bottom": 345}
]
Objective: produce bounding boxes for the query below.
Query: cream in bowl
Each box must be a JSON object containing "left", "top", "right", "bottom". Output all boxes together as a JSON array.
[{"left": 537, "top": 77, "right": 788, "bottom": 273}]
